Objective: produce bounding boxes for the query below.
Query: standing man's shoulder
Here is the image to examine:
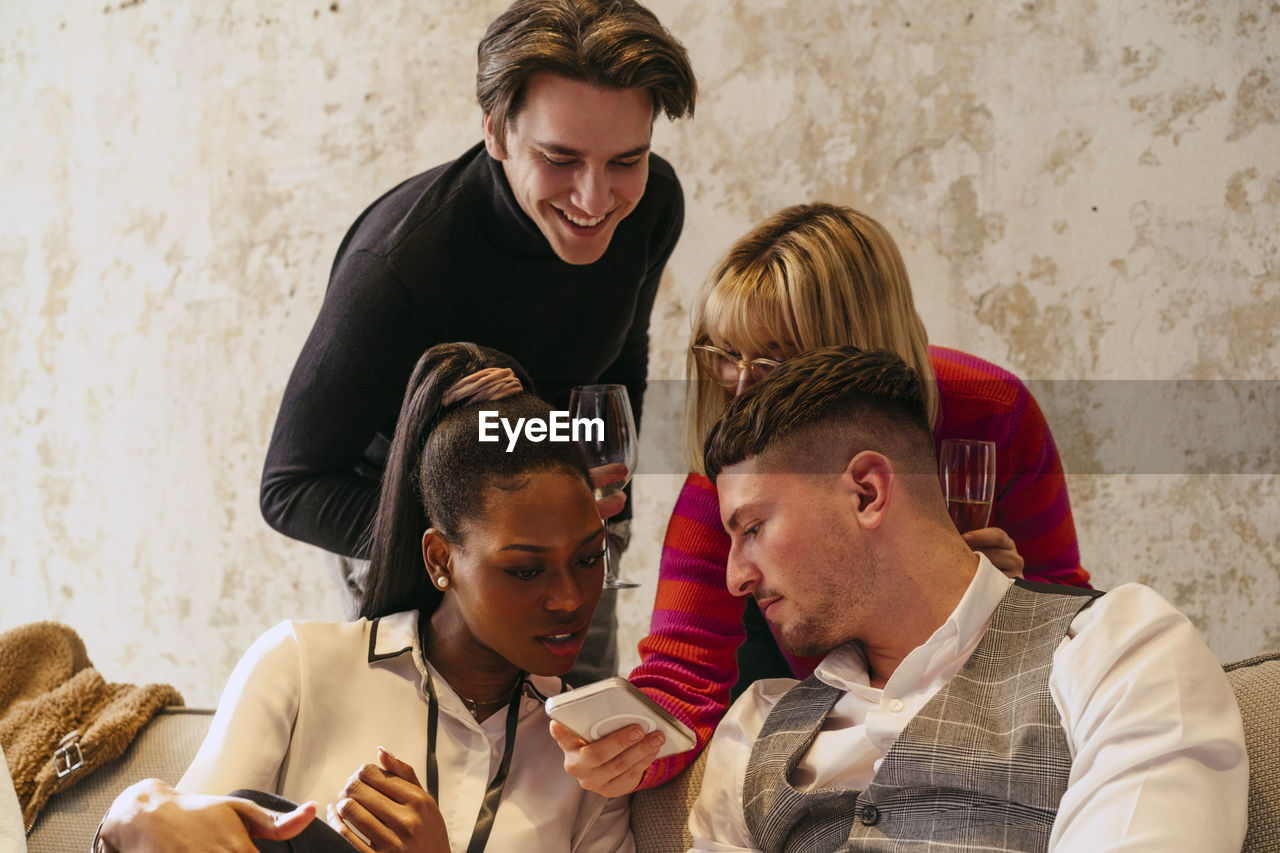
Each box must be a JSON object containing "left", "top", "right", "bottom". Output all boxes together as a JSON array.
[{"left": 333, "top": 142, "right": 491, "bottom": 264}]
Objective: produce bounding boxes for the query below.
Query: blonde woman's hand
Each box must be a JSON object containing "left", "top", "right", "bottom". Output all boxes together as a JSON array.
[
  {"left": 962, "top": 527, "right": 1025, "bottom": 579},
  {"left": 97, "top": 778, "right": 315, "bottom": 853},
  {"left": 329, "top": 748, "right": 449, "bottom": 853}
]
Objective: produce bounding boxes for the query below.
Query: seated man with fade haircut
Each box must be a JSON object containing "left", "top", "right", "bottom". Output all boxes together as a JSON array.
[{"left": 688, "top": 345, "right": 1247, "bottom": 852}]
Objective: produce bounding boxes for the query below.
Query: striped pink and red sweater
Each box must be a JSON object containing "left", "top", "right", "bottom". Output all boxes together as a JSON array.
[{"left": 630, "top": 346, "right": 1090, "bottom": 788}]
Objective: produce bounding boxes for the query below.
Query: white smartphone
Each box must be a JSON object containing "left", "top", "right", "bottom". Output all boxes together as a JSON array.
[{"left": 545, "top": 677, "right": 696, "bottom": 759}]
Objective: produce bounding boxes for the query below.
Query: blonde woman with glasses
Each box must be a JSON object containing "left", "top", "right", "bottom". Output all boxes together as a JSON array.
[{"left": 551, "top": 202, "right": 1091, "bottom": 798}]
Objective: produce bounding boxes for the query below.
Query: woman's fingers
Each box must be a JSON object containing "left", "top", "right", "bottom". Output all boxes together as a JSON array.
[
  {"left": 589, "top": 463, "right": 628, "bottom": 489},
  {"left": 550, "top": 720, "right": 664, "bottom": 798},
  {"left": 589, "top": 463, "right": 629, "bottom": 520},
  {"left": 328, "top": 799, "right": 379, "bottom": 853},
  {"left": 336, "top": 757, "right": 450, "bottom": 852},
  {"left": 232, "top": 798, "right": 317, "bottom": 840},
  {"left": 343, "top": 760, "right": 424, "bottom": 807},
  {"left": 962, "top": 526, "right": 1025, "bottom": 579},
  {"left": 377, "top": 746, "right": 423, "bottom": 788}
]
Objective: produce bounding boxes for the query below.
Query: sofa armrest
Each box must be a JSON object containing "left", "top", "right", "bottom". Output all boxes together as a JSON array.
[{"left": 26, "top": 708, "right": 213, "bottom": 853}]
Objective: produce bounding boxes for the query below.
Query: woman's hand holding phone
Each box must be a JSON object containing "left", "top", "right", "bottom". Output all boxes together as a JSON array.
[
  {"left": 549, "top": 720, "right": 665, "bottom": 797},
  {"left": 545, "top": 677, "right": 696, "bottom": 797}
]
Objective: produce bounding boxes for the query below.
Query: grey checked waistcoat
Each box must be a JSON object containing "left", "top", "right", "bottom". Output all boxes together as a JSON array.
[{"left": 742, "top": 580, "right": 1102, "bottom": 853}]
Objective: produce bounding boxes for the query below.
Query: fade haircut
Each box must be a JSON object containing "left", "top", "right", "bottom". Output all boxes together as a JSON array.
[
  {"left": 703, "top": 345, "right": 935, "bottom": 483},
  {"left": 477, "top": 0, "right": 697, "bottom": 153}
]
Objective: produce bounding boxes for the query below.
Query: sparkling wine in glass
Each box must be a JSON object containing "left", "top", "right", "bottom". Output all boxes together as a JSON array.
[
  {"left": 938, "top": 439, "right": 996, "bottom": 533},
  {"left": 568, "top": 384, "right": 640, "bottom": 589}
]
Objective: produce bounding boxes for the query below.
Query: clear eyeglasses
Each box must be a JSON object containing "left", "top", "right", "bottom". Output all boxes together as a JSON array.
[{"left": 691, "top": 344, "right": 784, "bottom": 389}]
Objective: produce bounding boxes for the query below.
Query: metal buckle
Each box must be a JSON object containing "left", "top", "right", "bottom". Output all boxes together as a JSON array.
[{"left": 54, "top": 730, "right": 84, "bottom": 778}]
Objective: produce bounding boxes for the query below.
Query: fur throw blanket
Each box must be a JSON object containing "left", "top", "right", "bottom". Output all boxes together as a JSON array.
[{"left": 0, "top": 621, "right": 182, "bottom": 832}]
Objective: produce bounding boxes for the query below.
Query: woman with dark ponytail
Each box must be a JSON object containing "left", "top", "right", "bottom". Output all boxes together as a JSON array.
[{"left": 98, "top": 343, "right": 633, "bottom": 853}]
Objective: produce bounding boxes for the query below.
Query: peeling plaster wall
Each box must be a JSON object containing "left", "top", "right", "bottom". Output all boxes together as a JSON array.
[{"left": 2, "top": 0, "right": 1277, "bottom": 706}]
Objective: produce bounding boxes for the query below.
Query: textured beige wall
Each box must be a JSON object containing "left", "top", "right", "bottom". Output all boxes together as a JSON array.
[{"left": 2, "top": 0, "right": 1276, "bottom": 707}]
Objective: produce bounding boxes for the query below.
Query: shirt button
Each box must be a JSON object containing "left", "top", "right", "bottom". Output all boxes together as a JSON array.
[
  {"left": 859, "top": 804, "right": 880, "bottom": 825},
  {"left": 887, "top": 698, "right": 904, "bottom": 713}
]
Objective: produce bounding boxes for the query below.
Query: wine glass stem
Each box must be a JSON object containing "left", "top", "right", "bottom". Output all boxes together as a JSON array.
[{"left": 602, "top": 536, "right": 638, "bottom": 590}]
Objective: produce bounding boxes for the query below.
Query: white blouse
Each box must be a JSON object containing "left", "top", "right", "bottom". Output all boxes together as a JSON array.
[
  {"left": 689, "top": 557, "right": 1248, "bottom": 852},
  {"left": 180, "top": 611, "right": 633, "bottom": 853}
]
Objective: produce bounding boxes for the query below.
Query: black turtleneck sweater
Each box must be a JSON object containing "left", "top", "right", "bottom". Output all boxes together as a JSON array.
[{"left": 260, "top": 143, "right": 683, "bottom": 556}]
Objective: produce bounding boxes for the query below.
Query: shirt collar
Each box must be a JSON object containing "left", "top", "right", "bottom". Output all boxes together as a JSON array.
[
  {"left": 951, "top": 554, "right": 1015, "bottom": 643},
  {"left": 815, "top": 554, "right": 1013, "bottom": 692},
  {"left": 366, "top": 610, "right": 421, "bottom": 663}
]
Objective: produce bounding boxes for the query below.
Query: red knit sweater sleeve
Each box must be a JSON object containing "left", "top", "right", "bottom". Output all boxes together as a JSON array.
[
  {"left": 629, "top": 472, "right": 746, "bottom": 788},
  {"left": 930, "top": 347, "right": 1090, "bottom": 587}
]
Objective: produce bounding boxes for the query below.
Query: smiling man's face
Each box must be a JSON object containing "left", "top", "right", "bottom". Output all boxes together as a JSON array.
[{"left": 485, "top": 72, "right": 654, "bottom": 266}]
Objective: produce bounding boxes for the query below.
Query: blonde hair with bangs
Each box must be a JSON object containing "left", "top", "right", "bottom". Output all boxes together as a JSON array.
[{"left": 684, "top": 202, "right": 938, "bottom": 472}]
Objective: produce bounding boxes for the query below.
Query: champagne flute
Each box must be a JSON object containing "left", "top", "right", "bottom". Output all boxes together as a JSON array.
[
  {"left": 938, "top": 439, "right": 996, "bottom": 533},
  {"left": 568, "top": 384, "right": 640, "bottom": 589}
]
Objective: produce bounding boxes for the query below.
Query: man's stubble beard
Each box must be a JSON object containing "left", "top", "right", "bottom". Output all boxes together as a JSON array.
[{"left": 781, "top": 546, "right": 877, "bottom": 659}]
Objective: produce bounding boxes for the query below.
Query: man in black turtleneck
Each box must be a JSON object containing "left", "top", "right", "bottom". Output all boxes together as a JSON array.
[{"left": 260, "top": 0, "right": 696, "bottom": 683}]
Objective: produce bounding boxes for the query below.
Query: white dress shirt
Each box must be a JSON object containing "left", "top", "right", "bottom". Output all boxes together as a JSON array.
[
  {"left": 689, "top": 556, "right": 1247, "bottom": 852},
  {"left": 180, "top": 611, "right": 633, "bottom": 853}
]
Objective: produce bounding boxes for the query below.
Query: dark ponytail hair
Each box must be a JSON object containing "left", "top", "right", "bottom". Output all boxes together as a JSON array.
[{"left": 359, "top": 342, "right": 593, "bottom": 620}]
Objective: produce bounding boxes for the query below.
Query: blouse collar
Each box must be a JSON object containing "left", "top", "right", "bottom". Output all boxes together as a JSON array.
[{"left": 366, "top": 610, "right": 565, "bottom": 724}]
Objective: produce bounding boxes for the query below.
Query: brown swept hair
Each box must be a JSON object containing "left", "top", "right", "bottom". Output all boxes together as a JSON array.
[{"left": 477, "top": 0, "right": 696, "bottom": 153}]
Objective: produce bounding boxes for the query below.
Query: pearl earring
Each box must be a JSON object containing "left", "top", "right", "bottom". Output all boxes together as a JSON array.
[{"left": 436, "top": 576, "right": 450, "bottom": 589}]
